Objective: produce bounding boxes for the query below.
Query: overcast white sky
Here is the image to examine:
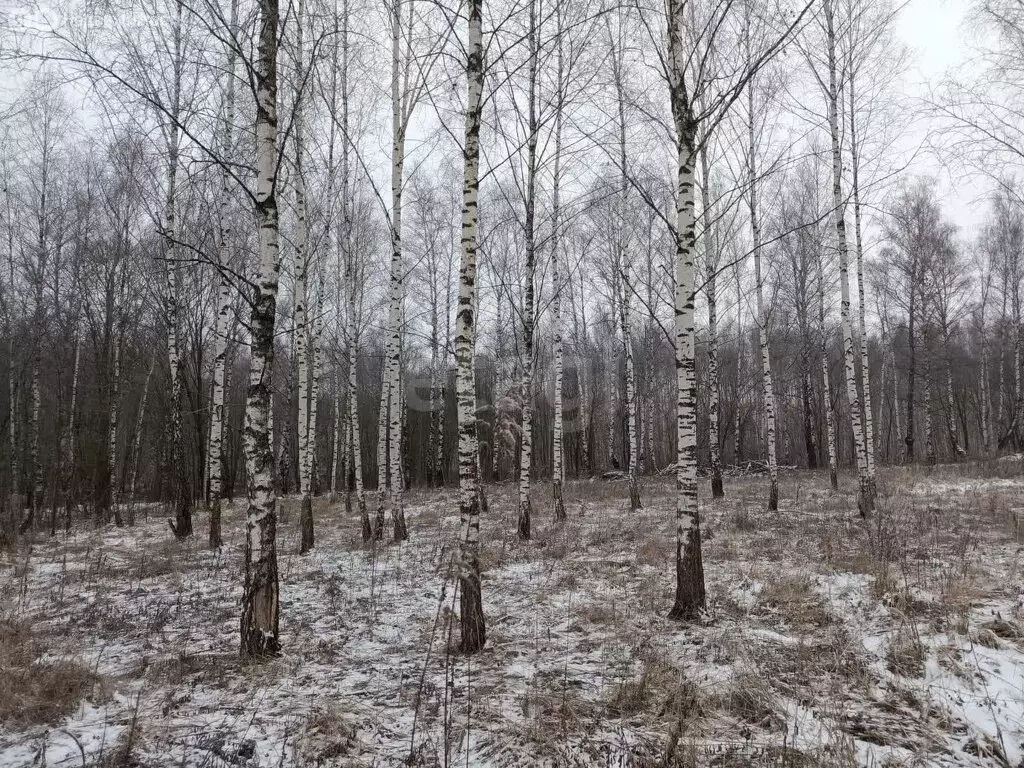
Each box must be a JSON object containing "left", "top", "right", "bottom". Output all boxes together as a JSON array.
[{"left": 894, "top": 0, "right": 987, "bottom": 234}]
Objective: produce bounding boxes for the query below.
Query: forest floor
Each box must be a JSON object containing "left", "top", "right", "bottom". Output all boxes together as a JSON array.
[{"left": 3, "top": 463, "right": 1024, "bottom": 767}]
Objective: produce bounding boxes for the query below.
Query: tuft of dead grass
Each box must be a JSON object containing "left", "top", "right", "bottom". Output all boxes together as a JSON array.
[
  {"left": 295, "top": 704, "right": 359, "bottom": 763},
  {"left": 886, "top": 625, "right": 926, "bottom": 678},
  {"left": 756, "top": 573, "right": 833, "bottom": 629},
  {"left": 0, "top": 618, "right": 104, "bottom": 728},
  {"left": 606, "top": 656, "right": 700, "bottom": 722}
]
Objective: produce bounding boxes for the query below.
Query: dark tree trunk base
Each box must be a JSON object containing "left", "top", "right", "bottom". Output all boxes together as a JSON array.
[
  {"left": 373, "top": 497, "right": 386, "bottom": 541},
  {"left": 552, "top": 480, "right": 566, "bottom": 522},
  {"left": 459, "top": 571, "right": 486, "bottom": 653},
  {"left": 393, "top": 504, "right": 408, "bottom": 542},
  {"left": 518, "top": 499, "right": 531, "bottom": 540},
  {"left": 241, "top": 576, "right": 281, "bottom": 658},
  {"left": 299, "top": 494, "right": 314, "bottom": 553},
  {"left": 629, "top": 477, "right": 642, "bottom": 511},
  {"left": 711, "top": 472, "right": 724, "bottom": 499},
  {"left": 669, "top": 528, "right": 705, "bottom": 622},
  {"left": 858, "top": 486, "right": 872, "bottom": 518},
  {"left": 360, "top": 498, "right": 372, "bottom": 542},
  {"left": 829, "top": 469, "right": 838, "bottom": 491},
  {"left": 209, "top": 498, "right": 223, "bottom": 549},
  {"left": 169, "top": 499, "right": 193, "bottom": 540},
  {"left": 768, "top": 479, "right": 778, "bottom": 511}
]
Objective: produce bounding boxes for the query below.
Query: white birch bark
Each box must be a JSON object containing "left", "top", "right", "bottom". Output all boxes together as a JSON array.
[
  {"left": 129, "top": 354, "right": 156, "bottom": 513},
  {"left": 667, "top": 0, "right": 705, "bottom": 620},
  {"left": 457, "top": 0, "right": 486, "bottom": 651},
  {"left": 610, "top": 21, "right": 641, "bottom": 510},
  {"left": 337, "top": 0, "right": 367, "bottom": 537},
  {"left": 517, "top": 0, "right": 539, "bottom": 539},
  {"left": 551, "top": 21, "right": 566, "bottom": 521},
  {"left": 62, "top": 327, "right": 81, "bottom": 530},
  {"left": 700, "top": 144, "right": 724, "bottom": 499},
  {"left": 166, "top": 0, "right": 192, "bottom": 539},
  {"left": 825, "top": 0, "right": 871, "bottom": 514},
  {"left": 618, "top": 273, "right": 641, "bottom": 508},
  {"left": 293, "top": 0, "right": 316, "bottom": 553},
  {"left": 817, "top": 241, "right": 839, "bottom": 489},
  {"left": 746, "top": 73, "right": 779, "bottom": 511},
  {"left": 848, "top": 67, "right": 876, "bottom": 500},
  {"left": 924, "top": 322, "right": 936, "bottom": 464},
  {"left": 733, "top": 260, "right": 744, "bottom": 463},
  {"left": 108, "top": 339, "right": 122, "bottom": 526},
  {"left": 376, "top": 0, "right": 410, "bottom": 543},
  {"left": 241, "top": 0, "right": 282, "bottom": 658},
  {"left": 208, "top": 0, "right": 237, "bottom": 548},
  {"left": 980, "top": 281, "right": 992, "bottom": 453}
]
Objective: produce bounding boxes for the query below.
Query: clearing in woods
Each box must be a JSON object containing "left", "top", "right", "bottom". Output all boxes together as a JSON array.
[{"left": 2, "top": 463, "right": 1024, "bottom": 766}]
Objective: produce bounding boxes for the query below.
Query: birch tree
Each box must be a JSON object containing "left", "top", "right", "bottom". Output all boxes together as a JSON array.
[
  {"left": 456, "top": 0, "right": 485, "bottom": 653},
  {"left": 207, "top": 0, "right": 239, "bottom": 549},
  {"left": 824, "top": 0, "right": 871, "bottom": 515},
  {"left": 744, "top": 58, "right": 779, "bottom": 512},
  {"left": 241, "top": 0, "right": 283, "bottom": 658}
]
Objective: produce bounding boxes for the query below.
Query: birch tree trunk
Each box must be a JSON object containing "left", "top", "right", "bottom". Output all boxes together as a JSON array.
[
  {"left": 609, "top": 15, "right": 641, "bottom": 510},
  {"left": 207, "top": 1, "right": 237, "bottom": 548},
  {"left": 848, "top": 68, "right": 876, "bottom": 503},
  {"left": 551, "top": 38, "right": 566, "bottom": 522},
  {"left": 310, "top": 294, "right": 324, "bottom": 485},
  {"left": 8, "top": 333, "right": 17, "bottom": 521},
  {"left": 700, "top": 144, "right": 724, "bottom": 499},
  {"left": 457, "top": 0, "right": 486, "bottom": 652},
  {"left": 517, "top": 0, "right": 539, "bottom": 539},
  {"left": 747, "top": 77, "right": 779, "bottom": 511},
  {"left": 374, "top": 358, "right": 389, "bottom": 538},
  {"left": 817, "top": 248, "right": 839, "bottom": 489},
  {"left": 379, "top": 0, "right": 409, "bottom": 543},
  {"left": 995, "top": 278, "right": 1003, "bottom": 436},
  {"left": 734, "top": 261, "right": 744, "bottom": 464},
  {"left": 166, "top": 1, "right": 192, "bottom": 539},
  {"left": 24, "top": 343, "right": 41, "bottom": 532},
  {"left": 945, "top": 346, "right": 960, "bottom": 455},
  {"left": 241, "top": 0, "right": 282, "bottom": 659},
  {"left": 338, "top": 0, "right": 368, "bottom": 537},
  {"left": 128, "top": 354, "right": 156, "bottom": 523},
  {"left": 924, "top": 322, "right": 936, "bottom": 464},
  {"left": 981, "top": 301, "right": 992, "bottom": 454},
  {"left": 62, "top": 329, "right": 80, "bottom": 531},
  {"left": 618, "top": 273, "right": 641, "bottom": 509},
  {"left": 108, "top": 339, "right": 122, "bottom": 526},
  {"left": 667, "top": 0, "right": 705, "bottom": 621},
  {"left": 907, "top": 269, "right": 917, "bottom": 462},
  {"left": 294, "top": 0, "right": 316, "bottom": 554},
  {"left": 825, "top": 0, "right": 871, "bottom": 515}
]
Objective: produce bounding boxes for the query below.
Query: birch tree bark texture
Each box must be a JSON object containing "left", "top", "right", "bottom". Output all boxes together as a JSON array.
[
  {"left": 699, "top": 143, "right": 724, "bottom": 500},
  {"left": 825, "top": 0, "right": 872, "bottom": 516},
  {"left": 456, "top": 0, "right": 486, "bottom": 653},
  {"left": 241, "top": 0, "right": 282, "bottom": 659},
  {"left": 294, "top": 0, "right": 316, "bottom": 555},
  {"left": 208, "top": 0, "right": 237, "bottom": 549},
  {"left": 746, "top": 50, "right": 779, "bottom": 512},
  {"left": 667, "top": 0, "right": 705, "bottom": 621}
]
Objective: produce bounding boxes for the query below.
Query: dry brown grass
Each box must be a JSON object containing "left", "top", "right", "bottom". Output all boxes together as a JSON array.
[
  {"left": 0, "top": 617, "right": 104, "bottom": 728},
  {"left": 294, "top": 704, "right": 359, "bottom": 763},
  {"left": 606, "top": 656, "right": 700, "bottom": 722},
  {"left": 756, "top": 572, "right": 834, "bottom": 629},
  {"left": 886, "top": 624, "right": 926, "bottom": 678}
]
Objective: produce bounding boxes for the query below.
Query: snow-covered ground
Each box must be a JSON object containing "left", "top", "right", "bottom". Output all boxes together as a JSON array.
[{"left": 2, "top": 464, "right": 1024, "bottom": 766}]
